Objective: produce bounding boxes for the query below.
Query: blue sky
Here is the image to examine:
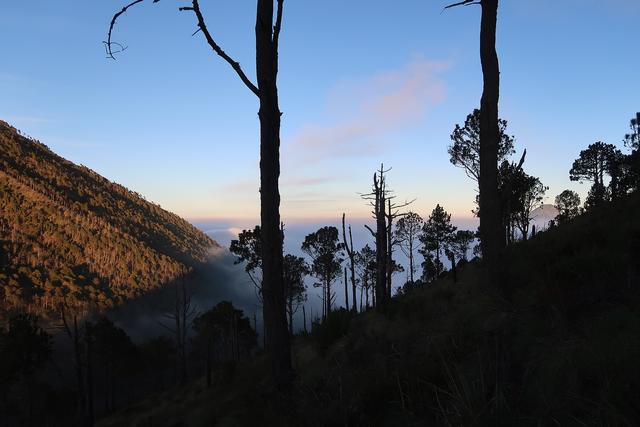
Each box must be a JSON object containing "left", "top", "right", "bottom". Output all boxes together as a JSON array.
[{"left": 1, "top": 0, "right": 639, "bottom": 225}]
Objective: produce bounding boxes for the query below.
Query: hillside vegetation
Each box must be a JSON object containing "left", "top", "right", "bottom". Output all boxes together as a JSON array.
[
  {"left": 0, "top": 120, "right": 217, "bottom": 313},
  {"left": 99, "top": 192, "right": 640, "bottom": 426}
]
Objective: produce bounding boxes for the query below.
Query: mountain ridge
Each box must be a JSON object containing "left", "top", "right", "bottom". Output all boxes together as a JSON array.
[{"left": 0, "top": 120, "right": 218, "bottom": 313}]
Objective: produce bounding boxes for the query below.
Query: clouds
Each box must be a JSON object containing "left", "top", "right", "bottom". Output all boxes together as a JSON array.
[{"left": 284, "top": 58, "right": 450, "bottom": 163}]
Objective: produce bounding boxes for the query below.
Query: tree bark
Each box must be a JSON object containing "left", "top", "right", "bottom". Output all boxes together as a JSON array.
[
  {"left": 479, "top": 0, "right": 503, "bottom": 276},
  {"left": 256, "top": 0, "right": 292, "bottom": 389}
]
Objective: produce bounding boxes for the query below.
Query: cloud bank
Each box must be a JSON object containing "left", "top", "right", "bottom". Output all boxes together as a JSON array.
[{"left": 285, "top": 58, "right": 450, "bottom": 163}]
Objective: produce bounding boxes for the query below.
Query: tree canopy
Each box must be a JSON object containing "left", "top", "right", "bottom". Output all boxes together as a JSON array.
[
  {"left": 555, "top": 190, "right": 581, "bottom": 224},
  {"left": 448, "top": 109, "right": 515, "bottom": 185}
]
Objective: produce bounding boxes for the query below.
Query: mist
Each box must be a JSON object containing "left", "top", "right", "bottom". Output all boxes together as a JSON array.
[{"left": 107, "top": 247, "right": 260, "bottom": 343}]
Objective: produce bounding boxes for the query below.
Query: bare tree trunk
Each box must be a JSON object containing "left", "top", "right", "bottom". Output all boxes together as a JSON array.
[
  {"left": 256, "top": 0, "right": 292, "bottom": 389},
  {"left": 386, "top": 199, "right": 394, "bottom": 299},
  {"left": 371, "top": 284, "right": 376, "bottom": 308},
  {"left": 326, "top": 277, "right": 332, "bottom": 317},
  {"left": 342, "top": 214, "right": 358, "bottom": 312},
  {"left": 343, "top": 267, "right": 349, "bottom": 310},
  {"left": 479, "top": 0, "right": 503, "bottom": 276},
  {"left": 375, "top": 169, "right": 388, "bottom": 308},
  {"left": 408, "top": 237, "right": 415, "bottom": 283}
]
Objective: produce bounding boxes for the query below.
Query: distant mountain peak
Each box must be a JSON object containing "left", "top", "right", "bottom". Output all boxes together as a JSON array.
[{"left": 531, "top": 204, "right": 559, "bottom": 221}]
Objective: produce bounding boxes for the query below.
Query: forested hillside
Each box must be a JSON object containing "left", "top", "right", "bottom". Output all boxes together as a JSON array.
[{"left": 0, "top": 120, "right": 217, "bottom": 313}]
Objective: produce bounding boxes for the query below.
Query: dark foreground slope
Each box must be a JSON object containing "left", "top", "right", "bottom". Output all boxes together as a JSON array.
[
  {"left": 100, "top": 194, "right": 640, "bottom": 427},
  {"left": 0, "top": 121, "right": 217, "bottom": 313}
]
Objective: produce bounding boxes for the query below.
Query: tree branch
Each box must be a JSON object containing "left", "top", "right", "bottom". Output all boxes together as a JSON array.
[
  {"left": 443, "top": 0, "right": 480, "bottom": 11},
  {"left": 186, "top": 0, "right": 260, "bottom": 97},
  {"left": 105, "top": 0, "right": 146, "bottom": 60},
  {"left": 515, "top": 148, "right": 527, "bottom": 171},
  {"left": 273, "top": 0, "right": 284, "bottom": 52},
  {"left": 364, "top": 225, "right": 376, "bottom": 238}
]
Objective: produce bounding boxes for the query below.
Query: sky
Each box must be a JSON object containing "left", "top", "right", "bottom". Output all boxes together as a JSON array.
[{"left": 1, "top": 0, "right": 639, "bottom": 227}]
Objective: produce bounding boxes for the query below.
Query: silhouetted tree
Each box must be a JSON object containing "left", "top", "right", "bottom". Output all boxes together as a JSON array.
[
  {"left": 301, "top": 227, "right": 344, "bottom": 320},
  {"left": 362, "top": 165, "right": 390, "bottom": 308},
  {"left": 448, "top": 109, "right": 515, "bottom": 213},
  {"left": 420, "top": 253, "right": 441, "bottom": 284},
  {"left": 511, "top": 172, "right": 547, "bottom": 241},
  {"left": 623, "top": 112, "right": 640, "bottom": 190},
  {"left": 446, "top": 0, "right": 503, "bottom": 270},
  {"left": 451, "top": 230, "right": 476, "bottom": 263},
  {"left": 385, "top": 199, "right": 413, "bottom": 298},
  {"left": 444, "top": 230, "right": 474, "bottom": 282},
  {"left": 192, "top": 301, "right": 257, "bottom": 388},
  {"left": 570, "top": 141, "right": 619, "bottom": 208},
  {"left": 554, "top": 190, "right": 581, "bottom": 224},
  {"left": 341, "top": 214, "right": 358, "bottom": 312},
  {"left": 584, "top": 182, "right": 611, "bottom": 211},
  {"left": 420, "top": 205, "right": 457, "bottom": 277},
  {"left": 282, "top": 254, "right": 309, "bottom": 336},
  {"left": 355, "top": 245, "right": 377, "bottom": 309},
  {"left": 607, "top": 149, "right": 632, "bottom": 199},
  {"left": 106, "top": 0, "right": 292, "bottom": 388},
  {"left": 230, "top": 226, "right": 263, "bottom": 298},
  {"left": 624, "top": 112, "right": 640, "bottom": 150},
  {"left": 362, "top": 165, "right": 412, "bottom": 305},
  {"left": 395, "top": 212, "right": 424, "bottom": 283}
]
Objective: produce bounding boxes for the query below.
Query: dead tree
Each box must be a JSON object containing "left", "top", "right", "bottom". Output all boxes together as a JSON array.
[
  {"left": 363, "top": 165, "right": 413, "bottom": 304},
  {"left": 106, "top": 0, "right": 292, "bottom": 388},
  {"left": 341, "top": 213, "right": 358, "bottom": 312},
  {"left": 363, "top": 165, "right": 389, "bottom": 308}
]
